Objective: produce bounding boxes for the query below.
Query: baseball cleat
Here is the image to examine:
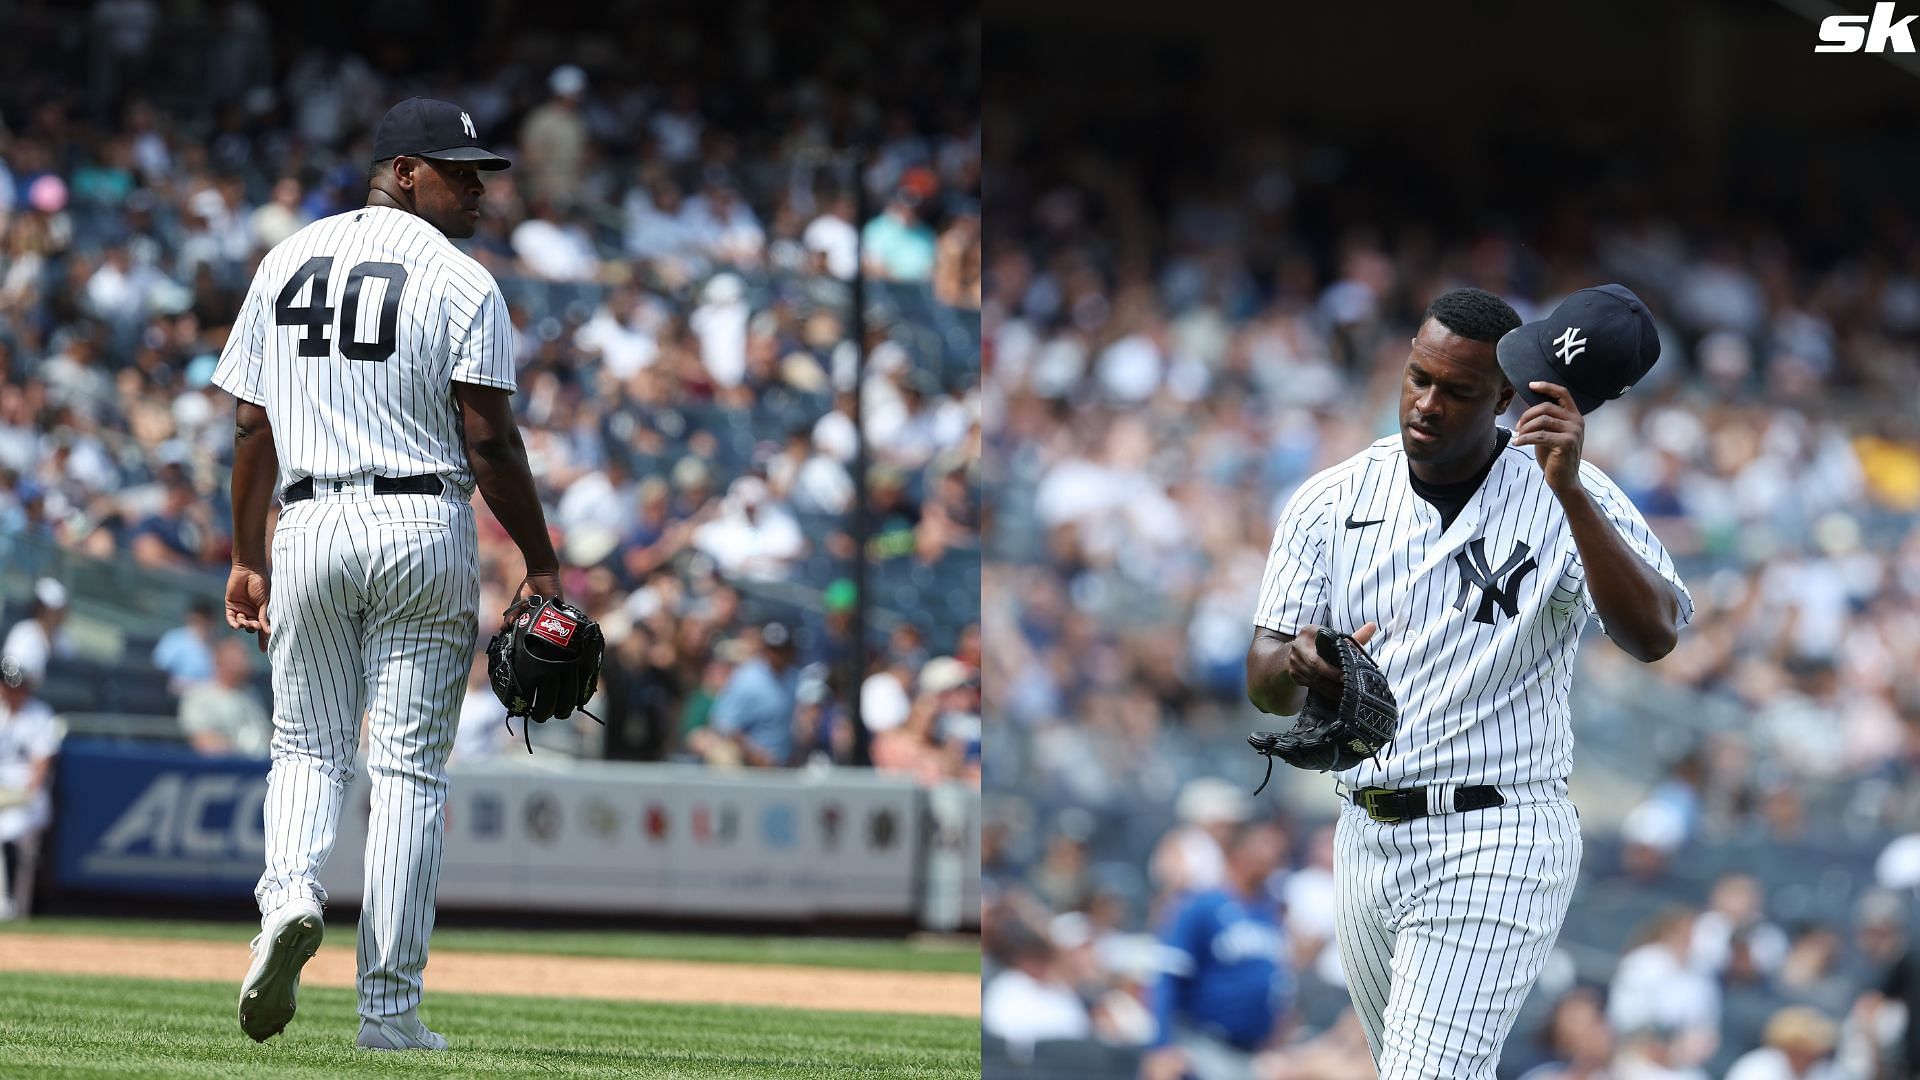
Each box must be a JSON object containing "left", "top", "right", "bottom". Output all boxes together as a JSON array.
[
  {"left": 238, "top": 899, "right": 324, "bottom": 1042},
  {"left": 356, "top": 1013, "right": 449, "bottom": 1051}
]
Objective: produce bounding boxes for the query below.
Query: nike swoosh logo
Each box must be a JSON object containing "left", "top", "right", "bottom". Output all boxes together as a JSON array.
[{"left": 1345, "top": 515, "right": 1386, "bottom": 529}]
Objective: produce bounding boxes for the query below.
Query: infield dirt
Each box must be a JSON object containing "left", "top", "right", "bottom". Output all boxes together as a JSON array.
[{"left": 0, "top": 933, "right": 979, "bottom": 1017}]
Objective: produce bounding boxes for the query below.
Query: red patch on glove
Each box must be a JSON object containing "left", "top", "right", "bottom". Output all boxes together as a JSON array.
[{"left": 530, "top": 608, "right": 577, "bottom": 647}]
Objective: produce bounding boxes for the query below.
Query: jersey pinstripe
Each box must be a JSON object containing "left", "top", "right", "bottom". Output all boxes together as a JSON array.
[
  {"left": 1254, "top": 432, "right": 1693, "bottom": 790},
  {"left": 212, "top": 205, "right": 516, "bottom": 494}
]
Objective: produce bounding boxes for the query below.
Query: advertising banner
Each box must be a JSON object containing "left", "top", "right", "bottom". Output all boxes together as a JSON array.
[{"left": 55, "top": 745, "right": 955, "bottom": 922}]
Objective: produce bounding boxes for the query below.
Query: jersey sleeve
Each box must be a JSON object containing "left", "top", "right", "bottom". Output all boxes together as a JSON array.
[
  {"left": 1571, "top": 461, "right": 1694, "bottom": 631},
  {"left": 449, "top": 272, "right": 517, "bottom": 392},
  {"left": 1251, "top": 473, "right": 1339, "bottom": 635},
  {"left": 210, "top": 267, "right": 272, "bottom": 406}
]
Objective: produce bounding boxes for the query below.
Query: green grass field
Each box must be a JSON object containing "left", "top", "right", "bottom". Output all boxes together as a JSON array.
[
  {"left": 0, "top": 972, "right": 979, "bottom": 1079},
  {"left": 0, "top": 918, "right": 979, "bottom": 974}
]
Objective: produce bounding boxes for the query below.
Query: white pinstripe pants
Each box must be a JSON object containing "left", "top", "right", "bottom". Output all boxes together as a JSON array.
[
  {"left": 254, "top": 488, "right": 479, "bottom": 1023},
  {"left": 1333, "top": 789, "right": 1580, "bottom": 1080}
]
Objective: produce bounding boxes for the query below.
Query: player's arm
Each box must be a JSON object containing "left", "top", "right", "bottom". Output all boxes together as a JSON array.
[
  {"left": 1247, "top": 623, "right": 1378, "bottom": 716},
  {"left": 1245, "top": 474, "right": 1375, "bottom": 715},
  {"left": 224, "top": 402, "right": 277, "bottom": 651},
  {"left": 453, "top": 382, "right": 563, "bottom": 603},
  {"left": 212, "top": 269, "right": 275, "bottom": 650},
  {"left": 1515, "top": 381, "right": 1682, "bottom": 662}
]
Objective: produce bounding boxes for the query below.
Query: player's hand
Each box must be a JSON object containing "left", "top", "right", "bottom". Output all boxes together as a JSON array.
[
  {"left": 1512, "top": 382, "right": 1585, "bottom": 494},
  {"left": 514, "top": 570, "right": 565, "bottom": 608},
  {"left": 225, "top": 563, "right": 272, "bottom": 653},
  {"left": 1286, "top": 621, "right": 1377, "bottom": 698}
]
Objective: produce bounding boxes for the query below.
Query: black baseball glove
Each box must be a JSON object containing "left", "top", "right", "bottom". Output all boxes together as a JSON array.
[
  {"left": 1248, "top": 627, "right": 1398, "bottom": 794},
  {"left": 487, "top": 594, "right": 606, "bottom": 752}
]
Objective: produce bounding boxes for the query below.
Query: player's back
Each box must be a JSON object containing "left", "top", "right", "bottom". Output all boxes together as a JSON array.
[{"left": 223, "top": 204, "right": 513, "bottom": 492}]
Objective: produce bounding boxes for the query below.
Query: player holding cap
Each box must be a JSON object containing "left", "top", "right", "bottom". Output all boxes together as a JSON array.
[
  {"left": 216, "top": 97, "right": 561, "bottom": 1050},
  {"left": 1246, "top": 286, "right": 1693, "bottom": 1077}
]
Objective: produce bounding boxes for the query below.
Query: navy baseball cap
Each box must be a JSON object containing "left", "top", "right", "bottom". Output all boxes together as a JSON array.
[
  {"left": 371, "top": 97, "right": 510, "bottom": 170},
  {"left": 1495, "top": 284, "right": 1660, "bottom": 414}
]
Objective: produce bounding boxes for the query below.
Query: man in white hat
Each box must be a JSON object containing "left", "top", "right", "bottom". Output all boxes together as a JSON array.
[
  {"left": 2, "top": 579, "right": 74, "bottom": 686},
  {"left": 1150, "top": 778, "right": 1253, "bottom": 898}
]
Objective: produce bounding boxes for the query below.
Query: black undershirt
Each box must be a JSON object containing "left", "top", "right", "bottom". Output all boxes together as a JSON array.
[{"left": 1409, "top": 428, "right": 1512, "bottom": 530}]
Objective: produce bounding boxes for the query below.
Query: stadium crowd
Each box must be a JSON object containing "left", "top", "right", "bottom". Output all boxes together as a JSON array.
[
  {"left": 981, "top": 92, "right": 1920, "bottom": 1077},
  {"left": 0, "top": 5, "right": 980, "bottom": 786}
]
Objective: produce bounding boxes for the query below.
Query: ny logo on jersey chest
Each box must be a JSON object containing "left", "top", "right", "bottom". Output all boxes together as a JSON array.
[{"left": 1453, "top": 538, "right": 1537, "bottom": 625}]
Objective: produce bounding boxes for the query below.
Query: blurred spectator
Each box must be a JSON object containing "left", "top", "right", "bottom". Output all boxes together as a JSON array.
[
  {"left": 690, "top": 272, "right": 750, "bottom": 388},
  {"left": 511, "top": 197, "right": 600, "bottom": 282},
  {"left": 249, "top": 177, "right": 308, "bottom": 252},
  {"left": 1775, "top": 923, "right": 1851, "bottom": 1015},
  {"left": 518, "top": 65, "right": 589, "bottom": 206},
  {"left": 1723, "top": 1006, "right": 1844, "bottom": 1080},
  {"left": 178, "top": 638, "right": 268, "bottom": 757},
  {"left": 790, "top": 667, "right": 852, "bottom": 765},
  {"left": 683, "top": 175, "right": 765, "bottom": 270},
  {"left": 1141, "top": 820, "right": 1293, "bottom": 1080},
  {"left": 0, "top": 657, "right": 62, "bottom": 920},
  {"left": 573, "top": 285, "right": 660, "bottom": 381},
  {"left": 863, "top": 190, "right": 937, "bottom": 283},
  {"left": 599, "top": 624, "right": 679, "bottom": 763},
  {"left": 129, "top": 477, "right": 221, "bottom": 568},
  {"left": 691, "top": 477, "right": 805, "bottom": 582},
  {"left": 453, "top": 652, "right": 508, "bottom": 763},
  {"left": 1279, "top": 826, "right": 1340, "bottom": 984},
  {"left": 803, "top": 188, "right": 859, "bottom": 281},
  {"left": 982, "top": 914, "right": 1092, "bottom": 1056},
  {"left": 1150, "top": 778, "right": 1252, "bottom": 899},
  {"left": 1608, "top": 908, "right": 1721, "bottom": 1070},
  {"left": 3, "top": 578, "right": 74, "bottom": 685},
  {"left": 687, "top": 622, "right": 797, "bottom": 768},
  {"left": 1692, "top": 873, "right": 1789, "bottom": 983},
  {"left": 1611, "top": 1026, "right": 1711, "bottom": 1080},
  {"left": 871, "top": 656, "right": 976, "bottom": 784},
  {"left": 1514, "top": 987, "right": 1617, "bottom": 1080},
  {"left": 151, "top": 596, "right": 217, "bottom": 695},
  {"left": 649, "top": 83, "right": 705, "bottom": 166},
  {"left": 934, "top": 202, "right": 981, "bottom": 309},
  {"left": 618, "top": 477, "right": 697, "bottom": 585}
]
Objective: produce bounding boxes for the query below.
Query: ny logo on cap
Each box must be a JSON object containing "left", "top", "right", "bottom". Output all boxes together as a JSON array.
[
  {"left": 1553, "top": 327, "right": 1586, "bottom": 365},
  {"left": 460, "top": 111, "right": 476, "bottom": 139}
]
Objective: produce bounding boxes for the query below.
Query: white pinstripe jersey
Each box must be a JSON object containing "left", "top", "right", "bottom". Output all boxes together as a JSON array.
[
  {"left": 1254, "top": 432, "right": 1692, "bottom": 789},
  {"left": 212, "top": 205, "right": 516, "bottom": 494}
]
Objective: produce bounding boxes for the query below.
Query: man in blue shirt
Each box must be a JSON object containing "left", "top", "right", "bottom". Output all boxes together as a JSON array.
[
  {"left": 151, "top": 598, "right": 217, "bottom": 695},
  {"left": 696, "top": 622, "right": 798, "bottom": 767},
  {"left": 1143, "top": 820, "right": 1294, "bottom": 1080}
]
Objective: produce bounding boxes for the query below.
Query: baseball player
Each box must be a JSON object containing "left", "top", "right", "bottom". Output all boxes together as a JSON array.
[
  {"left": 216, "top": 98, "right": 561, "bottom": 1050},
  {"left": 1246, "top": 286, "right": 1692, "bottom": 1078},
  {"left": 1141, "top": 819, "right": 1295, "bottom": 1080}
]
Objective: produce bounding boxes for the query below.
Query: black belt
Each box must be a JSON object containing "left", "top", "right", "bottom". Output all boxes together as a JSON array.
[
  {"left": 282, "top": 474, "right": 444, "bottom": 503},
  {"left": 1343, "top": 784, "right": 1505, "bottom": 824}
]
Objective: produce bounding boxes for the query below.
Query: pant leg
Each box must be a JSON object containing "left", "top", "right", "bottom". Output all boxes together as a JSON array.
[
  {"left": 1333, "top": 802, "right": 1400, "bottom": 1063},
  {"left": 255, "top": 504, "right": 367, "bottom": 917},
  {"left": 353, "top": 497, "right": 479, "bottom": 1021},
  {"left": 1374, "top": 801, "right": 1582, "bottom": 1080},
  {"left": 7, "top": 831, "right": 39, "bottom": 916}
]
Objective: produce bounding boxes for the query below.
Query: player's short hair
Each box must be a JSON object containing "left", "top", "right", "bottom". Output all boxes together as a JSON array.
[
  {"left": 1420, "top": 287, "right": 1521, "bottom": 345},
  {"left": 369, "top": 157, "right": 396, "bottom": 182}
]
